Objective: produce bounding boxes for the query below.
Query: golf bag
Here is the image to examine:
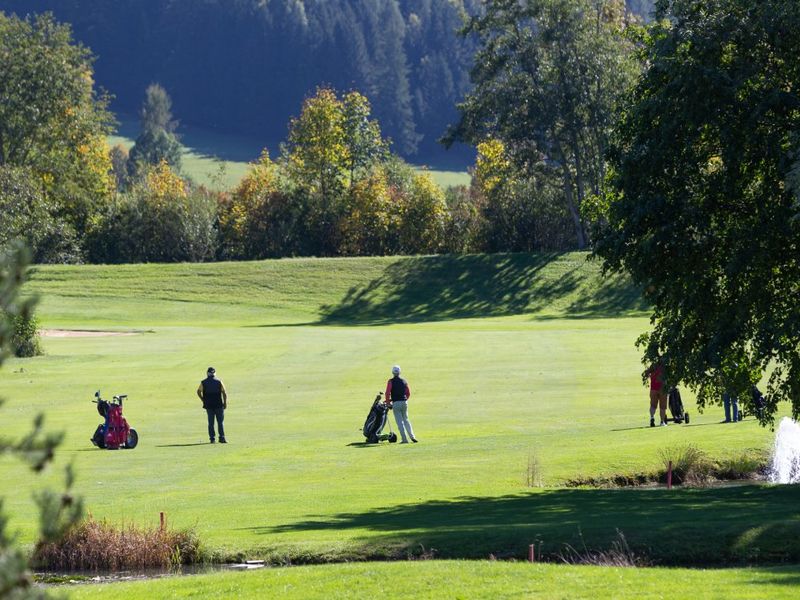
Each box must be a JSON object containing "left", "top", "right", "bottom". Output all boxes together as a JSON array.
[
  {"left": 667, "top": 387, "right": 690, "bottom": 424},
  {"left": 744, "top": 386, "right": 767, "bottom": 421},
  {"left": 362, "top": 392, "right": 397, "bottom": 444}
]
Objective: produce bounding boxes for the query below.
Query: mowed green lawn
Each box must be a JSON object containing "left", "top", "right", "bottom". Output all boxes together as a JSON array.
[
  {"left": 1, "top": 253, "right": 797, "bottom": 567},
  {"left": 66, "top": 562, "right": 800, "bottom": 600}
]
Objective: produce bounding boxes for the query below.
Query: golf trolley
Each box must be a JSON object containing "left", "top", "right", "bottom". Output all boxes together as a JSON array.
[
  {"left": 362, "top": 392, "right": 398, "bottom": 444},
  {"left": 90, "top": 390, "right": 139, "bottom": 449},
  {"left": 664, "top": 386, "right": 690, "bottom": 424}
]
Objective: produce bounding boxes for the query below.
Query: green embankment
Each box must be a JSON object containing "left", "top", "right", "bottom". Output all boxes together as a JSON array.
[{"left": 1, "top": 253, "right": 796, "bottom": 568}]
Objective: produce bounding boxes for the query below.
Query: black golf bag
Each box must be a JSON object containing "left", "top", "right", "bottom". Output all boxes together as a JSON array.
[
  {"left": 362, "top": 392, "right": 397, "bottom": 444},
  {"left": 667, "top": 387, "right": 690, "bottom": 424},
  {"left": 747, "top": 386, "right": 767, "bottom": 421}
]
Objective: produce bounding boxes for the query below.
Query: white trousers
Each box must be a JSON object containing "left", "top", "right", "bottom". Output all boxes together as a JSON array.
[{"left": 392, "top": 401, "right": 415, "bottom": 441}]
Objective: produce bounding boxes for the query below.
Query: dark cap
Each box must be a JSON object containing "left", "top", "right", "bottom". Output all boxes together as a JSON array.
[{"left": 207, "top": 367, "right": 215, "bottom": 374}]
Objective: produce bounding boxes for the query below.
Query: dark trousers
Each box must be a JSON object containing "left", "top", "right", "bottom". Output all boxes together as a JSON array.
[{"left": 206, "top": 407, "right": 225, "bottom": 440}]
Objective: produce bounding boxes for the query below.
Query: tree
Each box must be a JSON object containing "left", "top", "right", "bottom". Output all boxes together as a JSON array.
[
  {"left": 0, "top": 12, "right": 114, "bottom": 238},
  {"left": 588, "top": 0, "right": 800, "bottom": 423},
  {"left": 474, "top": 139, "right": 574, "bottom": 251},
  {"left": 286, "top": 88, "right": 390, "bottom": 255},
  {"left": 342, "top": 92, "right": 388, "bottom": 186},
  {"left": 0, "top": 242, "right": 83, "bottom": 599},
  {"left": 128, "top": 84, "right": 182, "bottom": 176},
  {"left": 445, "top": 0, "right": 639, "bottom": 249},
  {"left": 0, "top": 166, "right": 79, "bottom": 264},
  {"left": 109, "top": 145, "right": 130, "bottom": 190},
  {"left": 218, "top": 152, "right": 308, "bottom": 259},
  {"left": 87, "top": 162, "right": 218, "bottom": 263}
]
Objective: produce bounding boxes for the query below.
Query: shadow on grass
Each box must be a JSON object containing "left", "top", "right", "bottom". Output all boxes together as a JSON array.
[
  {"left": 345, "top": 442, "right": 383, "bottom": 448},
  {"left": 248, "top": 486, "right": 800, "bottom": 564},
  {"left": 318, "top": 253, "right": 646, "bottom": 325},
  {"left": 155, "top": 442, "right": 211, "bottom": 447}
]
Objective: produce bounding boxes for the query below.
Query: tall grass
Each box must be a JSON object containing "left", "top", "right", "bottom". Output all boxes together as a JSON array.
[
  {"left": 33, "top": 517, "right": 205, "bottom": 571},
  {"left": 559, "top": 530, "right": 646, "bottom": 567}
]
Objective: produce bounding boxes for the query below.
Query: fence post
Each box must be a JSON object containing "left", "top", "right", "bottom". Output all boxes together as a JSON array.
[
  {"left": 667, "top": 460, "right": 673, "bottom": 490},
  {"left": 160, "top": 511, "right": 166, "bottom": 532},
  {"left": 528, "top": 544, "right": 536, "bottom": 563}
]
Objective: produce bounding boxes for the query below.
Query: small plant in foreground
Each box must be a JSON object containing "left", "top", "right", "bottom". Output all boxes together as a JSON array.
[
  {"left": 32, "top": 517, "right": 205, "bottom": 571},
  {"left": 716, "top": 449, "right": 767, "bottom": 480},
  {"left": 659, "top": 444, "right": 712, "bottom": 485},
  {"left": 559, "top": 530, "right": 646, "bottom": 567}
]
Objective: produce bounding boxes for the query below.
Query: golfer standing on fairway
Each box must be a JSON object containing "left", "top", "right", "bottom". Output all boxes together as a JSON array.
[
  {"left": 386, "top": 365, "right": 417, "bottom": 443},
  {"left": 197, "top": 367, "right": 228, "bottom": 443}
]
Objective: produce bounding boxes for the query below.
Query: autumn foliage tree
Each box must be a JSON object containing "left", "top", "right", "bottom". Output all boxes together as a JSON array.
[
  {"left": 286, "top": 88, "right": 391, "bottom": 255},
  {"left": 0, "top": 12, "right": 114, "bottom": 244}
]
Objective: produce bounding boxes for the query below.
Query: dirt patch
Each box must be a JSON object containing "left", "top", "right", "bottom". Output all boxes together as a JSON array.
[{"left": 41, "top": 329, "right": 141, "bottom": 338}]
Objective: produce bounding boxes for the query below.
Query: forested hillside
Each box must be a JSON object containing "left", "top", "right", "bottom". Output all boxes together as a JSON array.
[{"left": 0, "top": 0, "right": 653, "bottom": 164}]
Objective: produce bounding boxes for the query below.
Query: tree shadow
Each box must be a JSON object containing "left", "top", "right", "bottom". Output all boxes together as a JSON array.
[
  {"left": 319, "top": 253, "right": 646, "bottom": 325},
  {"left": 245, "top": 485, "right": 800, "bottom": 564}
]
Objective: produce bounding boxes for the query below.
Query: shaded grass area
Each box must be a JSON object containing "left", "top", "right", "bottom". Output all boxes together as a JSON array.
[
  {"left": 251, "top": 486, "right": 800, "bottom": 566},
  {"left": 320, "top": 253, "right": 646, "bottom": 324},
  {"left": 65, "top": 561, "right": 800, "bottom": 600}
]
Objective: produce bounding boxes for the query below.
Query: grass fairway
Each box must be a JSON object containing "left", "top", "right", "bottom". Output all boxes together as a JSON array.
[
  {"left": 1, "top": 253, "right": 797, "bottom": 569},
  {"left": 65, "top": 562, "right": 800, "bottom": 600}
]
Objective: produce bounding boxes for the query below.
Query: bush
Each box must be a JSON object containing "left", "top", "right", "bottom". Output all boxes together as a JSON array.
[
  {"left": 0, "top": 166, "right": 82, "bottom": 264},
  {"left": 11, "top": 313, "right": 42, "bottom": 357},
  {"left": 442, "top": 186, "right": 486, "bottom": 254},
  {"left": 218, "top": 154, "right": 310, "bottom": 259},
  {"left": 86, "top": 163, "right": 218, "bottom": 263},
  {"left": 659, "top": 445, "right": 713, "bottom": 485},
  {"left": 33, "top": 517, "right": 205, "bottom": 571}
]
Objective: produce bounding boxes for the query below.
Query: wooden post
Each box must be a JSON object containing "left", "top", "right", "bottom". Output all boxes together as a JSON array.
[
  {"left": 528, "top": 544, "right": 536, "bottom": 563},
  {"left": 667, "top": 461, "right": 673, "bottom": 490},
  {"left": 160, "top": 511, "right": 166, "bottom": 532}
]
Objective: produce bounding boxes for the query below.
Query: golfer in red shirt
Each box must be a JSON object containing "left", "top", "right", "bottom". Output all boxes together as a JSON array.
[{"left": 649, "top": 361, "right": 668, "bottom": 427}]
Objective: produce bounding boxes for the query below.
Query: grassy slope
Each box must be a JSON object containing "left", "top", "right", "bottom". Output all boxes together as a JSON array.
[
  {"left": 67, "top": 562, "right": 800, "bottom": 600},
  {"left": 109, "top": 117, "right": 470, "bottom": 191},
  {"left": 1, "top": 253, "right": 796, "bottom": 566}
]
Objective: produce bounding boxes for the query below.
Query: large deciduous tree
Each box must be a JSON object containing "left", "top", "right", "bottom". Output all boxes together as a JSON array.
[
  {"left": 0, "top": 12, "right": 114, "bottom": 238},
  {"left": 445, "top": 0, "right": 638, "bottom": 249},
  {"left": 588, "top": 0, "right": 800, "bottom": 423}
]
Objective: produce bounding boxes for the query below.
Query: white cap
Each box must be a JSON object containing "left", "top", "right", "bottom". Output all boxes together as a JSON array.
[{"left": 391, "top": 365, "right": 401, "bottom": 375}]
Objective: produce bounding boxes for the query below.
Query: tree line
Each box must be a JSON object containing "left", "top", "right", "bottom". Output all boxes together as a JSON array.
[
  {"left": 0, "top": 0, "right": 653, "bottom": 163},
  {"left": 0, "top": 12, "right": 584, "bottom": 265}
]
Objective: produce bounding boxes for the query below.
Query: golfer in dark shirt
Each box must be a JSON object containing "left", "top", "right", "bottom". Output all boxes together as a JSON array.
[{"left": 197, "top": 367, "right": 228, "bottom": 443}]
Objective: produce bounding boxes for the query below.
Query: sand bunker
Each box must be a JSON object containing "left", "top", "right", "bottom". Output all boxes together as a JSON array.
[{"left": 41, "top": 329, "right": 140, "bottom": 338}]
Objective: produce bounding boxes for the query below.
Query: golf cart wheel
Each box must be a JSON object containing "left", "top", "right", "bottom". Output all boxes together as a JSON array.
[
  {"left": 125, "top": 429, "right": 139, "bottom": 449},
  {"left": 684, "top": 413, "right": 690, "bottom": 424}
]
